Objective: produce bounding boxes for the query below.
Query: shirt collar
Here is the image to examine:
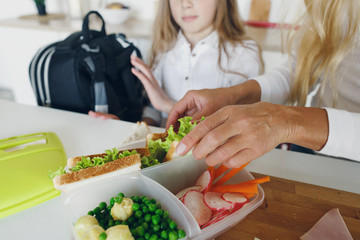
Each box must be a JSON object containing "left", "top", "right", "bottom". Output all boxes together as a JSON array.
[{"left": 175, "top": 30, "right": 219, "bottom": 50}]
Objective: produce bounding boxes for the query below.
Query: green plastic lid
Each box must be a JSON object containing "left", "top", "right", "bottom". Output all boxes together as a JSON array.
[{"left": 0, "top": 132, "right": 67, "bottom": 218}]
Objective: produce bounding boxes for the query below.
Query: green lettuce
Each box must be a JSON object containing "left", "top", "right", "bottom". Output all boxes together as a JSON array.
[{"left": 148, "top": 116, "right": 203, "bottom": 161}]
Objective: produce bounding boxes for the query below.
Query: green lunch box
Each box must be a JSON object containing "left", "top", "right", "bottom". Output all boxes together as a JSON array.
[{"left": 0, "top": 132, "right": 67, "bottom": 218}]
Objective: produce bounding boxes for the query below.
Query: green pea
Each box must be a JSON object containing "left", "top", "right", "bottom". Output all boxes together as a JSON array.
[
  {"left": 169, "top": 221, "right": 177, "bottom": 230},
  {"left": 131, "top": 228, "right": 137, "bottom": 237},
  {"left": 117, "top": 192, "right": 124, "bottom": 198},
  {"left": 163, "top": 211, "right": 169, "bottom": 219},
  {"left": 178, "top": 229, "right": 186, "bottom": 238},
  {"left": 149, "top": 234, "right": 158, "bottom": 240},
  {"left": 137, "top": 238, "right": 145, "bottom": 240},
  {"left": 136, "top": 226, "right": 145, "bottom": 237},
  {"left": 151, "top": 215, "right": 160, "bottom": 225},
  {"left": 142, "top": 206, "right": 149, "bottom": 214},
  {"left": 87, "top": 210, "right": 94, "bottom": 216},
  {"left": 115, "top": 220, "right": 121, "bottom": 225},
  {"left": 132, "top": 203, "right": 140, "bottom": 211},
  {"left": 153, "top": 224, "right": 160, "bottom": 232},
  {"left": 141, "top": 196, "right": 149, "bottom": 203},
  {"left": 135, "top": 210, "right": 143, "bottom": 218},
  {"left": 133, "top": 196, "right": 140, "bottom": 203},
  {"left": 140, "top": 222, "right": 147, "bottom": 230},
  {"left": 144, "top": 214, "right": 151, "bottom": 222},
  {"left": 160, "top": 230, "right": 168, "bottom": 239},
  {"left": 108, "top": 219, "right": 114, "bottom": 227},
  {"left": 99, "top": 232, "right": 107, "bottom": 240},
  {"left": 168, "top": 231, "right": 178, "bottom": 240},
  {"left": 155, "top": 209, "right": 163, "bottom": 216},
  {"left": 93, "top": 207, "right": 101, "bottom": 215},
  {"left": 143, "top": 199, "right": 151, "bottom": 206},
  {"left": 122, "top": 220, "right": 128, "bottom": 225},
  {"left": 144, "top": 233, "right": 151, "bottom": 240},
  {"left": 115, "top": 195, "right": 123, "bottom": 204},
  {"left": 110, "top": 197, "right": 115, "bottom": 206},
  {"left": 148, "top": 204, "right": 157, "bottom": 212},
  {"left": 150, "top": 198, "right": 157, "bottom": 204},
  {"left": 99, "top": 202, "right": 107, "bottom": 210},
  {"left": 107, "top": 205, "right": 112, "bottom": 212}
]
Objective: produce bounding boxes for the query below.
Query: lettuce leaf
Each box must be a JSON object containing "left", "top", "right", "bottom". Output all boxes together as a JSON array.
[
  {"left": 148, "top": 116, "right": 202, "bottom": 161},
  {"left": 48, "top": 166, "right": 66, "bottom": 179}
]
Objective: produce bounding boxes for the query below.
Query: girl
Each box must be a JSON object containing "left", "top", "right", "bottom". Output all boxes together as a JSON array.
[
  {"left": 167, "top": 0, "right": 360, "bottom": 166},
  {"left": 130, "top": 0, "right": 263, "bottom": 126}
]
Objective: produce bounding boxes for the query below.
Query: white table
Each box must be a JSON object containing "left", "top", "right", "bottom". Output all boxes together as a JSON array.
[{"left": 0, "top": 99, "right": 359, "bottom": 239}]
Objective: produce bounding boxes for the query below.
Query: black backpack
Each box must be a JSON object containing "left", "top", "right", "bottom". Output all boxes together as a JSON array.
[{"left": 29, "top": 11, "right": 147, "bottom": 122}]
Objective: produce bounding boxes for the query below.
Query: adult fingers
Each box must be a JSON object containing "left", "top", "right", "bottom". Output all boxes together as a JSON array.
[
  {"left": 176, "top": 110, "right": 230, "bottom": 157},
  {"left": 166, "top": 96, "right": 195, "bottom": 129},
  {"left": 222, "top": 148, "right": 259, "bottom": 169}
]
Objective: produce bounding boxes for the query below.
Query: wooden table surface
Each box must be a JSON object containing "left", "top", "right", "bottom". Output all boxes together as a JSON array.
[{"left": 217, "top": 172, "right": 360, "bottom": 240}]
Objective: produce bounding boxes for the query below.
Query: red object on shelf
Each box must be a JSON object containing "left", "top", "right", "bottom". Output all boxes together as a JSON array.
[{"left": 245, "top": 20, "right": 300, "bottom": 30}]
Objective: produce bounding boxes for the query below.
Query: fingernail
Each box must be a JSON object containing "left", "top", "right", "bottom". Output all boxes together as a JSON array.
[{"left": 176, "top": 143, "right": 186, "bottom": 155}]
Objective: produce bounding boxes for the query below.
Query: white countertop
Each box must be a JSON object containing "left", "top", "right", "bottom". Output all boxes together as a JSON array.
[{"left": 0, "top": 99, "right": 359, "bottom": 239}]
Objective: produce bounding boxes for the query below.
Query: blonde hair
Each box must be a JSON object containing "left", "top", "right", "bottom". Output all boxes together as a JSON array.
[
  {"left": 287, "top": 0, "right": 360, "bottom": 106},
  {"left": 149, "top": 0, "right": 263, "bottom": 76}
]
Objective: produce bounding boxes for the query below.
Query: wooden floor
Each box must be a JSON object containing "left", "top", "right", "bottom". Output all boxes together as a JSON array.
[{"left": 216, "top": 172, "right": 360, "bottom": 240}]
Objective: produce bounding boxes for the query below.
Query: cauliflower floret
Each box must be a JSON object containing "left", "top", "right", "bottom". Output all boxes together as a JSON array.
[
  {"left": 74, "top": 215, "right": 99, "bottom": 240},
  {"left": 111, "top": 197, "right": 134, "bottom": 221},
  {"left": 83, "top": 225, "right": 105, "bottom": 240},
  {"left": 106, "top": 225, "right": 134, "bottom": 240}
]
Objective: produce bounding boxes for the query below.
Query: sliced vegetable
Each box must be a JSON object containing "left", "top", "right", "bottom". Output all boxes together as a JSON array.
[
  {"left": 201, "top": 209, "right": 232, "bottom": 229},
  {"left": 203, "top": 192, "right": 234, "bottom": 211},
  {"left": 183, "top": 190, "right": 212, "bottom": 226},
  {"left": 195, "top": 170, "right": 213, "bottom": 193},
  {"left": 214, "top": 165, "right": 228, "bottom": 180},
  {"left": 175, "top": 186, "right": 201, "bottom": 200},
  {"left": 212, "top": 176, "right": 270, "bottom": 194},
  {"left": 221, "top": 193, "right": 248, "bottom": 204},
  {"left": 213, "top": 162, "right": 250, "bottom": 187}
]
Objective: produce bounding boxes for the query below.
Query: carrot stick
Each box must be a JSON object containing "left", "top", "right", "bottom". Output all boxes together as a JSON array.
[
  {"left": 241, "top": 193, "right": 256, "bottom": 199},
  {"left": 212, "top": 183, "right": 259, "bottom": 194},
  {"left": 214, "top": 165, "right": 228, "bottom": 180},
  {"left": 239, "top": 176, "right": 270, "bottom": 185},
  {"left": 213, "top": 162, "right": 250, "bottom": 187}
]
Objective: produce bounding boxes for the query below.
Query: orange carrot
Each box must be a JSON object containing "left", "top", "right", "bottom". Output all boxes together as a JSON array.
[
  {"left": 212, "top": 183, "right": 259, "bottom": 194},
  {"left": 213, "top": 162, "right": 250, "bottom": 187},
  {"left": 239, "top": 176, "right": 270, "bottom": 185},
  {"left": 214, "top": 165, "right": 228, "bottom": 180},
  {"left": 212, "top": 176, "right": 270, "bottom": 194},
  {"left": 241, "top": 193, "right": 256, "bottom": 199}
]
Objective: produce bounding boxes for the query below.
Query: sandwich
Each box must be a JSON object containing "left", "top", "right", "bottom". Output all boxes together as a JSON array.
[
  {"left": 146, "top": 116, "right": 203, "bottom": 162},
  {"left": 49, "top": 148, "right": 156, "bottom": 192}
]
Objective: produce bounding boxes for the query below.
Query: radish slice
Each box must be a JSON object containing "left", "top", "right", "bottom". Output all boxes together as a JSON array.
[
  {"left": 204, "top": 192, "right": 234, "bottom": 211},
  {"left": 175, "top": 186, "right": 201, "bottom": 199},
  {"left": 201, "top": 209, "right": 232, "bottom": 229},
  {"left": 183, "top": 190, "right": 212, "bottom": 226},
  {"left": 195, "top": 170, "right": 213, "bottom": 193},
  {"left": 222, "top": 193, "right": 248, "bottom": 204}
]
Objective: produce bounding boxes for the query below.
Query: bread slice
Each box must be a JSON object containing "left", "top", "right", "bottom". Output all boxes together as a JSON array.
[
  {"left": 145, "top": 133, "right": 168, "bottom": 147},
  {"left": 163, "top": 141, "right": 180, "bottom": 162},
  {"left": 53, "top": 154, "right": 141, "bottom": 191},
  {"left": 67, "top": 148, "right": 150, "bottom": 168}
]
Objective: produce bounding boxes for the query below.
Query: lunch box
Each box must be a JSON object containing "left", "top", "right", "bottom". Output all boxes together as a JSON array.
[
  {"left": 62, "top": 140, "right": 265, "bottom": 239},
  {"left": 0, "top": 132, "right": 67, "bottom": 218}
]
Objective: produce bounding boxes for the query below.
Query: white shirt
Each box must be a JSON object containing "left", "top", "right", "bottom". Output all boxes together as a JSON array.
[
  {"left": 253, "top": 45, "right": 360, "bottom": 161},
  {"left": 143, "top": 31, "right": 262, "bottom": 126}
]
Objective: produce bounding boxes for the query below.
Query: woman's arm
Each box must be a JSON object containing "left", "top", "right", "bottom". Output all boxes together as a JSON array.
[{"left": 175, "top": 102, "right": 330, "bottom": 168}]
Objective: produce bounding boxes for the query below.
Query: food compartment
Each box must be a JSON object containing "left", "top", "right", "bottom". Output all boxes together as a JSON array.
[
  {"left": 62, "top": 170, "right": 201, "bottom": 239},
  {"left": 142, "top": 154, "right": 265, "bottom": 240}
]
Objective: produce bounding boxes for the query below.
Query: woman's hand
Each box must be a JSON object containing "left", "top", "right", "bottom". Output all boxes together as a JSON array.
[
  {"left": 175, "top": 102, "right": 329, "bottom": 168},
  {"left": 166, "top": 80, "right": 262, "bottom": 129},
  {"left": 130, "top": 55, "right": 175, "bottom": 113},
  {"left": 88, "top": 111, "right": 120, "bottom": 120}
]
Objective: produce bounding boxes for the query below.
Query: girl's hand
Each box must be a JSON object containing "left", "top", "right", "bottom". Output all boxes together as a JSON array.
[
  {"left": 130, "top": 55, "right": 175, "bottom": 113},
  {"left": 88, "top": 111, "right": 120, "bottom": 120},
  {"left": 175, "top": 102, "right": 329, "bottom": 168}
]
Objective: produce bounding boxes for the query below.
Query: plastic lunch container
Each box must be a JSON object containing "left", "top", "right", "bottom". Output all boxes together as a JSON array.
[{"left": 62, "top": 140, "right": 265, "bottom": 239}]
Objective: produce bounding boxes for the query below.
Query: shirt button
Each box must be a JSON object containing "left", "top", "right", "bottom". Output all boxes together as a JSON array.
[
  {"left": 185, "top": 76, "right": 189, "bottom": 80},
  {"left": 192, "top": 53, "right": 196, "bottom": 57}
]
